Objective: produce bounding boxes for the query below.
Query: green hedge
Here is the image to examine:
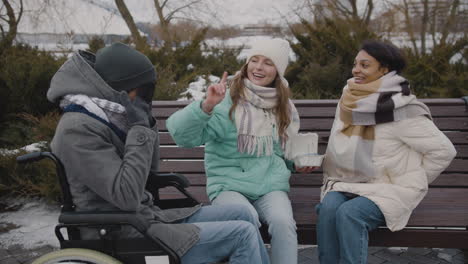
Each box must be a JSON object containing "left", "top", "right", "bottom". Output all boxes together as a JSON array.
[{"left": 287, "top": 18, "right": 467, "bottom": 99}]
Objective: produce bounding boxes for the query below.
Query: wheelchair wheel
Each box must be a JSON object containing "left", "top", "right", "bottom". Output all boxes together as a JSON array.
[{"left": 31, "top": 248, "right": 123, "bottom": 264}]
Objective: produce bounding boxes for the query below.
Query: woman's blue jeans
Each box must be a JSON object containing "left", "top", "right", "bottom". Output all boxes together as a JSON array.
[
  {"left": 213, "top": 191, "right": 297, "bottom": 264},
  {"left": 316, "top": 191, "right": 385, "bottom": 264},
  {"left": 179, "top": 204, "right": 270, "bottom": 264}
]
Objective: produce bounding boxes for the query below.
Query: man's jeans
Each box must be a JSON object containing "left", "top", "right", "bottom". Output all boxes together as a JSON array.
[
  {"left": 213, "top": 191, "right": 297, "bottom": 264},
  {"left": 179, "top": 204, "right": 270, "bottom": 264},
  {"left": 316, "top": 191, "right": 385, "bottom": 264}
]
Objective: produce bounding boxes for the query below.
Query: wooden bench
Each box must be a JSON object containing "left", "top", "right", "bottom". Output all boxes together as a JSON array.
[{"left": 152, "top": 98, "right": 468, "bottom": 249}]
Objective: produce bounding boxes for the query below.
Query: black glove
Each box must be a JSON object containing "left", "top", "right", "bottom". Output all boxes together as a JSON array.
[{"left": 119, "top": 91, "right": 151, "bottom": 128}]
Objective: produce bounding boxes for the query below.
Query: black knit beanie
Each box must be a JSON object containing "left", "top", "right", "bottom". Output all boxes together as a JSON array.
[{"left": 94, "top": 43, "right": 156, "bottom": 100}]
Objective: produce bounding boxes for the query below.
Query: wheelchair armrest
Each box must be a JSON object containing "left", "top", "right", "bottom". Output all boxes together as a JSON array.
[
  {"left": 57, "top": 211, "right": 181, "bottom": 263},
  {"left": 147, "top": 173, "right": 191, "bottom": 189},
  {"left": 16, "top": 152, "right": 44, "bottom": 163},
  {"left": 58, "top": 211, "right": 150, "bottom": 234}
]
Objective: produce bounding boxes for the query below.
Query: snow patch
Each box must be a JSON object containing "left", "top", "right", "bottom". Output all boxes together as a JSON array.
[
  {"left": 178, "top": 75, "right": 221, "bottom": 101},
  {"left": 0, "top": 141, "right": 48, "bottom": 156},
  {"left": 0, "top": 198, "right": 60, "bottom": 249}
]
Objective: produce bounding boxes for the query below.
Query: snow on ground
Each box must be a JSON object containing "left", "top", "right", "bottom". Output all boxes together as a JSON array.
[
  {"left": 0, "top": 198, "right": 60, "bottom": 249},
  {"left": 0, "top": 141, "right": 48, "bottom": 156}
]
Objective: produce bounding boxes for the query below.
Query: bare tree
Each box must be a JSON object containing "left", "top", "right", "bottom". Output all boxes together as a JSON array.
[
  {"left": 114, "top": 0, "right": 215, "bottom": 48},
  {"left": 0, "top": 0, "right": 23, "bottom": 53},
  {"left": 300, "top": 0, "right": 375, "bottom": 26},
  {"left": 114, "top": 0, "right": 147, "bottom": 50},
  {"left": 389, "top": 0, "right": 467, "bottom": 56},
  {"left": 153, "top": 0, "right": 215, "bottom": 45}
]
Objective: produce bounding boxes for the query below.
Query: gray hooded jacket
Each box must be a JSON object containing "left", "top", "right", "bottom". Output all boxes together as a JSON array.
[{"left": 48, "top": 50, "right": 201, "bottom": 257}]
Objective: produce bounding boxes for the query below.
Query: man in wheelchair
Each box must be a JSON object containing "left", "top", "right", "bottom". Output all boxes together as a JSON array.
[{"left": 45, "top": 42, "right": 270, "bottom": 264}]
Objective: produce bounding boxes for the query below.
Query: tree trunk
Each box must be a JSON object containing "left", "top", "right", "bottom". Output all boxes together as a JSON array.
[
  {"left": 153, "top": 0, "right": 172, "bottom": 46},
  {"left": 440, "top": 0, "right": 460, "bottom": 46},
  {"left": 420, "top": 0, "right": 429, "bottom": 55},
  {"left": 402, "top": 0, "right": 419, "bottom": 56},
  {"left": 0, "top": 0, "right": 23, "bottom": 55},
  {"left": 114, "top": 0, "right": 147, "bottom": 51}
]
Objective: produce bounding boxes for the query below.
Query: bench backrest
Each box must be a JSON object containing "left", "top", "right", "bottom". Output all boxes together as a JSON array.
[{"left": 152, "top": 99, "right": 468, "bottom": 229}]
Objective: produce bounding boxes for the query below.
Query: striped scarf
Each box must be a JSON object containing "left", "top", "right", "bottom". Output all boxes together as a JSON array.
[
  {"left": 60, "top": 94, "right": 129, "bottom": 133},
  {"left": 326, "top": 72, "right": 431, "bottom": 183},
  {"left": 339, "top": 71, "right": 431, "bottom": 138},
  {"left": 234, "top": 78, "right": 300, "bottom": 156}
]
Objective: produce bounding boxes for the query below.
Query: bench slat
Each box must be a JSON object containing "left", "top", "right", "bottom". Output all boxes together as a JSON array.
[
  {"left": 165, "top": 172, "right": 468, "bottom": 188},
  {"left": 158, "top": 186, "right": 468, "bottom": 227},
  {"left": 157, "top": 117, "right": 468, "bottom": 132},
  {"left": 152, "top": 98, "right": 465, "bottom": 107},
  {"left": 159, "top": 159, "right": 468, "bottom": 173},
  {"left": 299, "top": 117, "right": 468, "bottom": 131},
  {"left": 159, "top": 131, "right": 468, "bottom": 145},
  {"left": 296, "top": 227, "right": 468, "bottom": 248},
  {"left": 159, "top": 144, "right": 468, "bottom": 159},
  {"left": 153, "top": 105, "right": 468, "bottom": 119},
  {"left": 286, "top": 173, "right": 468, "bottom": 188}
]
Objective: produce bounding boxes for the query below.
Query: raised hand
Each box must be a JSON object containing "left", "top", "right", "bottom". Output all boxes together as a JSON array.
[
  {"left": 119, "top": 91, "right": 151, "bottom": 128},
  {"left": 202, "top": 71, "right": 228, "bottom": 113}
]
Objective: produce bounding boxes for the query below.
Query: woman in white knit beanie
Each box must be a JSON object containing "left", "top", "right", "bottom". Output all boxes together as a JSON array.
[{"left": 167, "top": 38, "right": 317, "bottom": 264}]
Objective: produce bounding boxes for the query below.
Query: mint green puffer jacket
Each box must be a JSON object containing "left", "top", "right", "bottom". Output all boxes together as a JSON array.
[{"left": 166, "top": 95, "right": 293, "bottom": 201}]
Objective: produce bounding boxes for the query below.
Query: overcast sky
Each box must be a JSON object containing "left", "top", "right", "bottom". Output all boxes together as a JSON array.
[
  {"left": 101, "top": 0, "right": 302, "bottom": 26},
  {"left": 16, "top": 0, "right": 380, "bottom": 35}
]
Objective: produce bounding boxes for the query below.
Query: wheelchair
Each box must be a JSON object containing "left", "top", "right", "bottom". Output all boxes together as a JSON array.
[{"left": 16, "top": 151, "right": 200, "bottom": 264}]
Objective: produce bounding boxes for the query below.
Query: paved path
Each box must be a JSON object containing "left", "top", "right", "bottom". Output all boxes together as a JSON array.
[{"left": 1, "top": 243, "right": 466, "bottom": 263}]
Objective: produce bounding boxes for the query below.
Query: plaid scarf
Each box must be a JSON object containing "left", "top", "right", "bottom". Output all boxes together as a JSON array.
[
  {"left": 339, "top": 71, "right": 431, "bottom": 138},
  {"left": 326, "top": 72, "right": 431, "bottom": 182},
  {"left": 60, "top": 94, "right": 129, "bottom": 133},
  {"left": 234, "top": 78, "right": 300, "bottom": 156}
]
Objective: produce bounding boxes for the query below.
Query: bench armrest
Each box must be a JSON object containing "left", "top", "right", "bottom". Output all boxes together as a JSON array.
[
  {"left": 148, "top": 173, "right": 191, "bottom": 189},
  {"left": 146, "top": 173, "right": 200, "bottom": 208}
]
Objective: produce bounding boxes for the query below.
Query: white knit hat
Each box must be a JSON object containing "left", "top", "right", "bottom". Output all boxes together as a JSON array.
[{"left": 246, "top": 38, "right": 291, "bottom": 82}]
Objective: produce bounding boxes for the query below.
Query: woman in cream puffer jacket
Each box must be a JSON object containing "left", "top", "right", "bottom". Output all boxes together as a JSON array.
[{"left": 317, "top": 40, "right": 457, "bottom": 264}]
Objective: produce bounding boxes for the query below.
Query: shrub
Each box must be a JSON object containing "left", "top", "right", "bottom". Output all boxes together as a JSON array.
[
  {"left": 287, "top": 18, "right": 378, "bottom": 99},
  {"left": 288, "top": 18, "right": 467, "bottom": 99},
  {"left": 87, "top": 36, "right": 106, "bottom": 53},
  {"left": 403, "top": 44, "right": 468, "bottom": 97},
  {"left": 0, "top": 44, "right": 64, "bottom": 121},
  {"left": 0, "top": 112, "right": 60, "bottom": 201},
  {"left": 145, "top": 29, "right": 243, "bottom": 100},
  {"left": 0, "top": 111, "right": 60, "bottom": 149},
  {"left": 199, "top": 45, "right": 244, "bottom": 77},
  {"left": 0, "top": 151, "right": 60, "bottom": 201}
]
